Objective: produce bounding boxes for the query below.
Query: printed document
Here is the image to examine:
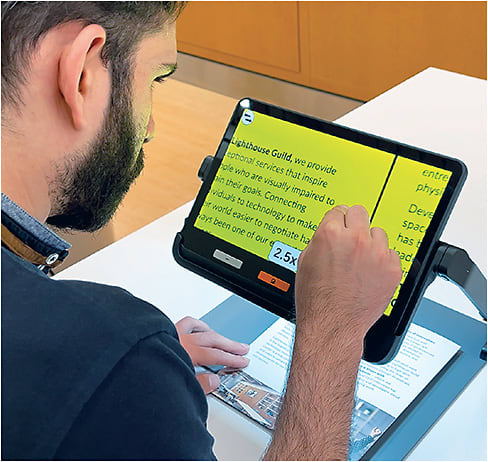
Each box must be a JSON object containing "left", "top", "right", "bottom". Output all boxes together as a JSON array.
[{"left": 201, "top": 297, "right": 460, "bottom": 460}]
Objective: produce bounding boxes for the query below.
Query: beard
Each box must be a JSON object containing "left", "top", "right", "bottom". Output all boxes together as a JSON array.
[{"left": 46, "top": 91, "right": 145, "bottom": 233}]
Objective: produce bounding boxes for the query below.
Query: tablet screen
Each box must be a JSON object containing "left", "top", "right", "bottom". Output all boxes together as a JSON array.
[{"left": 194, "top": 108, "right": 452, "bottom": 316}]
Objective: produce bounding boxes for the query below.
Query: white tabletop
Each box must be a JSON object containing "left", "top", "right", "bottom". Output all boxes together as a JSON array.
[{"left": 56, "top": 68, "right": 487, "bottom": 461}]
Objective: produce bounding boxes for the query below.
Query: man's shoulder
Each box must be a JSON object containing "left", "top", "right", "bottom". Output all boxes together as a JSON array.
[
  {"left": 1, "top": 247, "right": 196, "bottom": 460},
  {"left": 1, "top": 246, "right": 174, "bottom": 339},
  {"left": 1, "top": 246, "right": 177, "bottom": 375}
]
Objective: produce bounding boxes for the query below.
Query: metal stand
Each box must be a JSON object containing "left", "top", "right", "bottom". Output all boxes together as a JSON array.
[{"left": 432, "top": 242, "right": 487, "bottom": 360}]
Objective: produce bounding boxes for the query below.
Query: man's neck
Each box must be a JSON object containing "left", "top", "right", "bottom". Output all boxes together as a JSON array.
[{"left": 1, "top": 141, "right": 52, "bottom": 223}]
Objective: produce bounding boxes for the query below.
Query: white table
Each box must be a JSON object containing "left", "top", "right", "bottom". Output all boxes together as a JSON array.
[{"left": 56, "top": 68, "right": 487, "bottom": 461}]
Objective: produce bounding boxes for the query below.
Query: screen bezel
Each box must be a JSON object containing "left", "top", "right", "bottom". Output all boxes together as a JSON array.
[{"left": 175, "top": 98, "right": 467, "bottom": 362}]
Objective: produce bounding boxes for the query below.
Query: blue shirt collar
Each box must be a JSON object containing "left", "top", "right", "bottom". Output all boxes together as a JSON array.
[{"left": 1, "top": 193, "right": 71, "bottom": 265}]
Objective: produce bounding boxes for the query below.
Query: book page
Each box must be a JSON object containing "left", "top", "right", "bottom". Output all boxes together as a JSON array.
[
  {"left": 355, "top": 324, "right": 459, "bottom": 418},
  {"left": 202, "top": 297, "right": 460, "bottom": 459},
  {"left": 350, "top": 324, "right": 459, "bottom": 458},
  {"left": 244, "top": 317, "right": 294, "bottom": 393}
]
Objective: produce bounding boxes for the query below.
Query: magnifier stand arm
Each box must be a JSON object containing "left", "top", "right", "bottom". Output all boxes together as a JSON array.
[{"left": 432, "top": 242, "right": 487, "bottom": 321}]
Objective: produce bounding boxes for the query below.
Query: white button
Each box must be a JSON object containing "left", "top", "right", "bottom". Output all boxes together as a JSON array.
[
  {"left": 46, "top": 253, "right": 59, "bottom": 265},
  {"left": 241, "top": 110, "right": 255, "bottom": 125},
  {"left": 213, "top": 249, "right": 243, "bottom": 269}
]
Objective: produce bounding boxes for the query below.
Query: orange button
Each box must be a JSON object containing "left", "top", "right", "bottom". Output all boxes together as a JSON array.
[{"left": 258, "top": 271, "right": 290, "bottom": 292}]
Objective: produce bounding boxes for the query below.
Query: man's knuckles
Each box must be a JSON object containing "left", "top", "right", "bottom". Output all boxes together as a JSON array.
[
  {"left": 349, "top": 204, "right": 368, "bottom": 215},
  {"left": 389, "top": 262, "right": 403, "bottom": 286},
  {"left": 345, "top": 205, "right": 370, "bottom": 228},
  {"left": 351, "top": 231, "right": 373, "bottom": 253},
  {"left": 315, "top": 219, "right": 343, "bottom": 243}
]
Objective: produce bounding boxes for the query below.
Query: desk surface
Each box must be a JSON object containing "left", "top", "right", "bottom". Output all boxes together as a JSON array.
[{"left": 57, "top": 68, "right": 487, "bottom": 461}]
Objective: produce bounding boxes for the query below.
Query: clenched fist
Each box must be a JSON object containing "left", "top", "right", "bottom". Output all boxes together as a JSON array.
[{"left": 296, "top": 204, "right": 402, "bottom": 341}]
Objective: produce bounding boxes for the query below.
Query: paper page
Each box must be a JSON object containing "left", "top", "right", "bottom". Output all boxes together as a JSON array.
[
  {"left": 355, "top": 323, "right": 460, "bottom": 419},
  {"left": 244, "top": 317, "right": 295, "bottom": 393},
  {"left": 240, "top": 319, "right": 460, "bottom": 417},
  {"left": 349, "top": 324, "right": 460, "bottom": 459},
  {"left": 203, "top": 298, "right": 460, "bottom": 458}
]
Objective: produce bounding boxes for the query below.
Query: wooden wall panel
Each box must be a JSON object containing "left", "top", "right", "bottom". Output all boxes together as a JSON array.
[
  {"left": 303, "top": 1, "right": 487, "bottom": 100},
  {"left": 177, "top": 1, "right": 486, "bottom": 101},
  {"left": 177, "top": 1, "right": 302, "bottom": 80}
]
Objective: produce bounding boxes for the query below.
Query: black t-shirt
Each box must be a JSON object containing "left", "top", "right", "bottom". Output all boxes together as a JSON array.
[{"left": 1, "top": 248, "right": 216, "bottom": 460}]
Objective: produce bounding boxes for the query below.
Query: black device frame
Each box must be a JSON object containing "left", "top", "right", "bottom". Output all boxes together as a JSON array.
[{"left": 173, "top": 98, "right": 467, "bottom": 363}]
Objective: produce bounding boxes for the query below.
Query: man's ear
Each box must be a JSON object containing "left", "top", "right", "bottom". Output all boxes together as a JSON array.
[{"left": 58, "top": 24, "right": 107, "bottom": 130}]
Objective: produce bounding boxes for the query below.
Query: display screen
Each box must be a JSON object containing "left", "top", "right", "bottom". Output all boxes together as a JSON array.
[{"left": 195, "top": 109, "right": 452, "bottom": 316}]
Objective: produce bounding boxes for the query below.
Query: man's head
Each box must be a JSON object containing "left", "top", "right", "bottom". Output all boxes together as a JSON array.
[{"left": 1, "top": 1, "right": 184, "bottom": 231}]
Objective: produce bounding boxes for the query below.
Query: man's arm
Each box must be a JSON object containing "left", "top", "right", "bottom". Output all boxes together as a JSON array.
[
  {"left": 265, "top": 205, "right": 402, "bottom": 460},
  {"left": 54, "top": 332, "right": 216, "bottom": 461}
]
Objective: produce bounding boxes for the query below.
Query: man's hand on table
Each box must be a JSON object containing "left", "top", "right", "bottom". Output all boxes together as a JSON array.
[
  {"left": 265, "top": 205, "right": 402, "bottom": 461},
  {"left": 175, "top": 317, "right": 250, "bottom": 394}
]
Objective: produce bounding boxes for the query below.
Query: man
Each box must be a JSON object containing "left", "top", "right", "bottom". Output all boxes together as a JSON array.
[{"left": 1, "top": 2, "right": 402, "bottom": 460}]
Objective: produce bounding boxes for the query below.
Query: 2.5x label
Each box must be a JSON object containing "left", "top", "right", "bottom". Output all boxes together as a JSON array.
[{"left": 268, "top": 241, "right": 301, "bottom": 272}]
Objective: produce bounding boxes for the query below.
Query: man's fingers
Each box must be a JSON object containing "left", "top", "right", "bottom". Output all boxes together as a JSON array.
[
  {"left": 197, "top": 347, "right": 250, "bottom": 368},
  {"left": 320, "top": 204, "right": 349, "bottom": 227},
  {"left": 389, "top": 248, "right": 402, "bottom": 270},
  {"left": 175, "top": 316, "right": 210, "bottom": 334},
  {"left": 196, "top": 372, "right": 220, "bottom": 395},
  {"left": 344, "top": 205, "right": 370, "bottom": 230},
  {"left": 370, "top": 227, "right": 389, "bottom": 248},
  {"left": 194, "top": 331, "right": 250, "bottom": 355}
]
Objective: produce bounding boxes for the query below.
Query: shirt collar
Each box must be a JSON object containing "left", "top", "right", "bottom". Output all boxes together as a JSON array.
[{"left": 1, "top": 193, "right": 70, "bottom": 270}]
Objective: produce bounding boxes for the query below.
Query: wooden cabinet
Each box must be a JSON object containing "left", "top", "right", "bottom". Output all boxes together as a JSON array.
[
  {"left": 177, "top": 2, "right": 301, "bottom": 81},
  {"left": 177, "top": 1, "right": 486, "bottom": 101},
  {"left": 300, "top": 2, "right": 487, "bottom": 100}
]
